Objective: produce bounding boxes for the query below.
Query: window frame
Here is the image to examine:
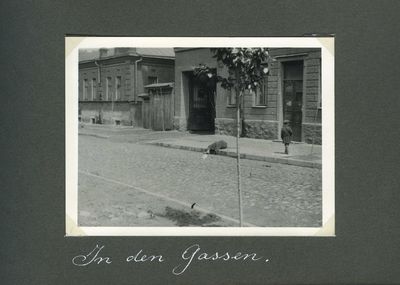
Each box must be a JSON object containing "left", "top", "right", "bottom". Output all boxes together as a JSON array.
[
  {"left": 253, "top": 73, "right": 268, "bottom": 107},
  {"left": 106, "top": 76, "right": 112, "bottom": 101},
  {"left": 115, "top": 76, "right": 122, "bottom": 101},
  {"left": 227, "top": 88, "right": 237, "bottom": 107},
  {"left": 226, "top": 69, "right": 237, "bottom": 107},
  {"left": 83, "top": 78, "right": 88, "bottom": 101},
  {"left": 91, "top": 78, "right": 96, "bottom": 100}
]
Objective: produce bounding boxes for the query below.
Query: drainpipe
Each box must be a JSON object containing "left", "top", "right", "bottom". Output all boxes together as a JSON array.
[{"left": 134, "top": 57, "right": 143, "bottom": 102}]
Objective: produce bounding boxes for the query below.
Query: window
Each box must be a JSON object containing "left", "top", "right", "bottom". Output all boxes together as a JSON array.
[
  {"left": 91, "top": 78, "right": 97, "bottom": 100},
  {"left": 83, "top": 79, "right": 88, "bottom": 100},
  {"left": 125, "top": 79, "right": 130, "bottom": 91},
  {"left": 115, "top": 76, "right": 122, "bottom": 100},
  {"left": 227, "top": 88, "right": 237, "bottom": 106},
  {"left": 226, "top": 70, "right": 237, "bottom": 106},
  {"left": 254, "top": 75, "right": 268, "bottom": 106},
  {"left": 148, "top": 76, "right": 158, "bottom": 85},
  {"left": 106, "top": 77, "right": 112, "bottom": 101}
]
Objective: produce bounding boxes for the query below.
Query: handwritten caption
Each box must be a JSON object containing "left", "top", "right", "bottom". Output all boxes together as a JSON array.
[{"left": 72, "top": 244, "right": 270, "bottom": 275}]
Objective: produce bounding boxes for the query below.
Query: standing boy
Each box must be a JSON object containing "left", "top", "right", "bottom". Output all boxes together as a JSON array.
[{"left": 281, "top": 120, "right": 293, "bottom": 154}]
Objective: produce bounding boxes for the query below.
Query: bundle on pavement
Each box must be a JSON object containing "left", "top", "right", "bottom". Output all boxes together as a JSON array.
[{"left": 205, "top": 140, "right": 228, "bottom": 154}]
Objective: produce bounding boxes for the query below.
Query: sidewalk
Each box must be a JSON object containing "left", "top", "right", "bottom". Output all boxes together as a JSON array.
[
  {"left": 148, "top": 134, "right": 322, "bottom": 169},
  {"left": 79, "top": 124, "right": 322, "bottom": 168}
]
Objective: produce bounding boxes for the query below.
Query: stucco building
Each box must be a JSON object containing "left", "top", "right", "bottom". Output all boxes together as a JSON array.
[
  {"left": 78, "top": 48, "right": 174, "bottom": 126},
  {"left": 173, "top": 48, "right": 322, "bottom": 144}
]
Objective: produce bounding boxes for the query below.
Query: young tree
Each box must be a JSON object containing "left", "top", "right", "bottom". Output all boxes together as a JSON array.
[{"left": 194, "top": 48, "right": 271, "bottom": 227}]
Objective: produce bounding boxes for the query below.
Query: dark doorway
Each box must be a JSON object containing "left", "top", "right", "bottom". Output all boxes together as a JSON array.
[
  {"left": 283, "top": 61, "right": 303, "bottom": 142},
  {"left": 188, "top": 73, "right": 216, "bottom": 132}
]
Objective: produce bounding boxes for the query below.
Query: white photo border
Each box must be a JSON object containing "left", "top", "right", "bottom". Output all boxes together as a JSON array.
[{"left": 66, "top": 37, "right": 335, "bottom": 236}]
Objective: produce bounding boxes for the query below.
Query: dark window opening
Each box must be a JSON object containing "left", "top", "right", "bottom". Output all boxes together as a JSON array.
[{"left": 148, "top": 76, "right": 158, "bottom": 85}]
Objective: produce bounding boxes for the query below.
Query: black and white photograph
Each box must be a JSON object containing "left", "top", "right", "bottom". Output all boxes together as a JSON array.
[
  {"left": 6, "top": 1, "right": 400, "bottom": 283},
  {"left": 66, "top": 37, "right": 334, "bottom": 236}
]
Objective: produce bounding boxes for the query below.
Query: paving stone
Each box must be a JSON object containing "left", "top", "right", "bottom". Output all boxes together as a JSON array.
[{"left": 78, "top": 130, "right": 322, "bottom": 227}]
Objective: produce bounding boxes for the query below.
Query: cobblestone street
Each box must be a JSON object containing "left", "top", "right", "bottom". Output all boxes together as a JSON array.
[{"left": 78, "top": 127, "right": 322, "bottom": 227}]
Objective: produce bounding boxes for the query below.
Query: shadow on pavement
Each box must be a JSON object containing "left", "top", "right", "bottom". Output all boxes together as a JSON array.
[{"left": 156, "top": 206, "right": 222, "bottom": 227}]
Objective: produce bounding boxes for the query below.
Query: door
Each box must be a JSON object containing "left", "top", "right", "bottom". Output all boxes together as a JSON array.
[
  {"left": 283, "top": 61, "right": 303, "bottom": 142},
  {"left": 188, "top": 74, "right": 215, "bottom": 131}
]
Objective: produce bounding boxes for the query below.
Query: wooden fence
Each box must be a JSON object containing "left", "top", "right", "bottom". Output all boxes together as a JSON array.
[{"left": 141, "top": 84, "right": 174, "bottom": 131}]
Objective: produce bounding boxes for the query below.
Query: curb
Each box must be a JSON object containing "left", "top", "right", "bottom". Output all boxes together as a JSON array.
[{"left": 150, "top": 142, "right": 322, "bottom": 169}]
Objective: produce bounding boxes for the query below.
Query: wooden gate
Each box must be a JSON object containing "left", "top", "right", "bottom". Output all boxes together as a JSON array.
[
  {"left": 141, "top": 83, "right": 174, "bottom": 131},
  {"left": 141, "top": 99, "right": 151, "bottom": 129}
]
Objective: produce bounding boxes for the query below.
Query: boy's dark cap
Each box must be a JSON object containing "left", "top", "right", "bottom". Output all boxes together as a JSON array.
[{"left": 283, "top": 120, "right": 290, "bottom": 124}]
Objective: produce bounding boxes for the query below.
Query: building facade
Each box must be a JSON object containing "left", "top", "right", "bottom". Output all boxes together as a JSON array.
[
  {"left": 173, "top": 48, "right": 322, "bottom": 144},
  {"left": 78, "top": 48, "right": 174, "bottom": 127}
]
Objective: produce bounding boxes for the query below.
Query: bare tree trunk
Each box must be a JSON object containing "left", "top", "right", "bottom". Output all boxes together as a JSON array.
[{"left": 236, "top": 89, "right": 243, "bottom": 227}]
